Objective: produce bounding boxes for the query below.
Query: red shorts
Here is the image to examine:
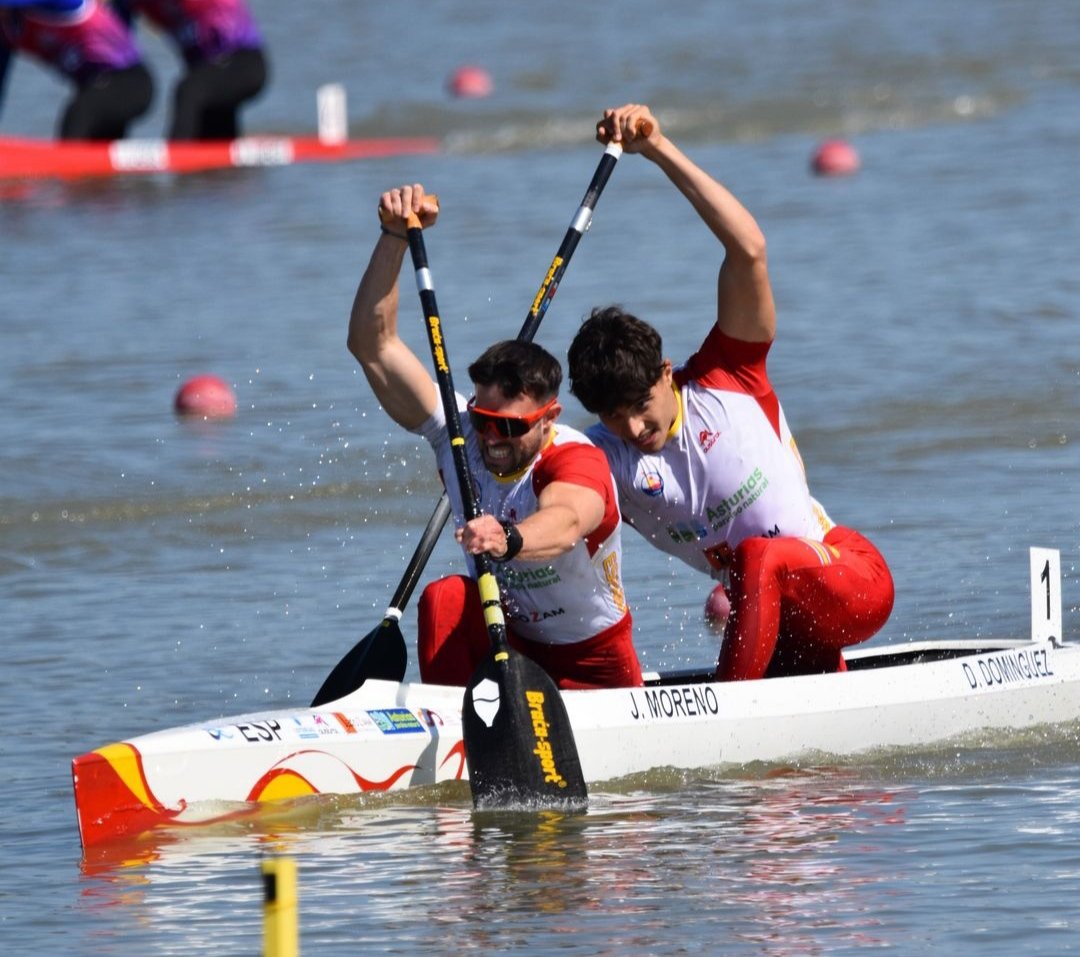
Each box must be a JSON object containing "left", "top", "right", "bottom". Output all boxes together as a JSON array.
[
  {"left": 716, "top": 525, "right": 894, "bottom": 681},
  {"left": 418, "top": 574, "right": 642, "bottom": 690}
]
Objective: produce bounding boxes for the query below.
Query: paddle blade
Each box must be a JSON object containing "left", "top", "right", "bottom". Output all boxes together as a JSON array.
[
  {"left": 310, "top": 618, "right": 408, "bottom": 707},
  {"left": 462, "top": 649, "right": 587, "bottom": 810}
]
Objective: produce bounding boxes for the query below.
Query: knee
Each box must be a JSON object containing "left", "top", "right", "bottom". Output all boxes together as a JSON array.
[
  {"left": 417, "top": 575, "right": 481, "bottom": 686},
  {"left": 728, "top": 536, "right": 774, "bottom": 585},
  {"left": 419, "top": 574, "right": 472, "bottom": 611},
  {"left": 418, "top": 574, "right": 473, "bottom": 654}
]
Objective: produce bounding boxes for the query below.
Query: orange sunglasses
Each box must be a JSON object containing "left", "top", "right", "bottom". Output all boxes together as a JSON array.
[{"left": 466, "top": 396, "right": 557, "bottom": 439}]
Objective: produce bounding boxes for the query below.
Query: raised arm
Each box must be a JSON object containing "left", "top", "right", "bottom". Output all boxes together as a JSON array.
[
  {"left": 347, "top": 183, "right": 441, "bottom": 430},
  {"left": 597, "top": 104, "right": 776, "bottom": 344}
]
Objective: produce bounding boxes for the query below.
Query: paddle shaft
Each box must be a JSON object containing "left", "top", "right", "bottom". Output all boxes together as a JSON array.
[
  {"left": 379, "top": 139, "right": 630, "bottom": 616},
  {"left": 380, "top": 493, "right": 451, "bottom": 623},
  {"left": 403, "top": 211, "right": 588, "bottom": 807},
  {"left": 403, "top": 213, "right": 510, "bottom": 651},
  {"left": 517, "top": 139, "right": 625, "bottom": 340}
]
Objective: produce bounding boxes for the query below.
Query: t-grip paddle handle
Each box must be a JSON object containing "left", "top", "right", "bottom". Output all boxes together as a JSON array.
[{"left": 378, "top": 194, "right": 440, "bottom": 232}]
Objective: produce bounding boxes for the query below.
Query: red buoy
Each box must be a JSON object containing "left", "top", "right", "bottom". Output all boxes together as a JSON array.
[
  {"left": 704, "top": 582, "right": 731, "bottom": 631},
  {"left": 174, "top": 374, "right": 237, "bottom": 419},
  {"left": 811, "top": 139, "right": 860, "bottom": 177},
  {"left": 448, "top": 65, "right": 493, "bottom": 99}
]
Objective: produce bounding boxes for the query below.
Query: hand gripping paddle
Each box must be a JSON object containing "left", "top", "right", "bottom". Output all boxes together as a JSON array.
[{"left": 399, "top": 200, "right": 587, "bottom": 810}]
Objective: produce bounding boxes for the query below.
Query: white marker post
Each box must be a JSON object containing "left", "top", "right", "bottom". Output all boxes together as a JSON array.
[
  {"left": 1030, "top": 547, "right": 1062, "bottom": 646},
  {"left": 317, "top": 83, "right": 348, "bottom": 145}
]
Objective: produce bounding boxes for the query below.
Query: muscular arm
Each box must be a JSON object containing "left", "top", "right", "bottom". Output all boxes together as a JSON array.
[
  {"left": 346, "top": 184, "right": 439, "bottom": 430},
  {"left": 456, "top": 481, "right": 607, "bottom": 562},
  {"left": 599, "top": 104, "right": 776, "bottom": 344},
  {"left": 519, "top": 481, "right": 606, "bottom": 560}
]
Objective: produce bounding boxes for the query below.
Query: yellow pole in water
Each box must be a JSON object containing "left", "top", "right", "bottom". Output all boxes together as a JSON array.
[{"left": 262, "top": 857, "right": 299, "bottom": 957}]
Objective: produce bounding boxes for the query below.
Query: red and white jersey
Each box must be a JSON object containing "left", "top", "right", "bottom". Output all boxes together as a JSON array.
[
  {"left": 415, "top": 393, "right": 629, "bottom": 644},
  {"left": 588, "top": 324, "right": 834, "bottom": 580}
]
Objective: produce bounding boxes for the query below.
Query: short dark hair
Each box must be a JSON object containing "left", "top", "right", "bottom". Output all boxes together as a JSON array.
[
  {"left": 567, "top": 306, "right": 664, "bottom": 415},
  {"left": 468, "top": 340, "right": 562, "bottom": 401}
]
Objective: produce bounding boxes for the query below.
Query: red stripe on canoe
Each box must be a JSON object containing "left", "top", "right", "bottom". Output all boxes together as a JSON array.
[{"left": 0, "top": 134, "right": 441, "bottom": 181}]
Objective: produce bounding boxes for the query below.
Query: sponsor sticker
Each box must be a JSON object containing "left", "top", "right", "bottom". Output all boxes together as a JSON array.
[
  {"left": 334, "top": 713, "right": 358, "bottom": 733},
  {"left": 291, "top": 717, "right": 320, "bottom": 741},
  {"left": 367, "top": 708, "right": 425, "bottom": 734}
]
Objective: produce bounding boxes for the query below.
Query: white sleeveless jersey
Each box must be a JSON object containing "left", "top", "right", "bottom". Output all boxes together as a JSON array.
[
  {"left": 415, "top": 393, "right": 629, "bottom": 644},
  {"left": 587, "top": 326, "right": 834, "bottom": 580}
]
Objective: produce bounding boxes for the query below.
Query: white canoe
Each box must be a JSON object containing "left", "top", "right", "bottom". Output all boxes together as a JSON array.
[{"left": 72, "top": 549, "right": 1078, "bottom": 849}]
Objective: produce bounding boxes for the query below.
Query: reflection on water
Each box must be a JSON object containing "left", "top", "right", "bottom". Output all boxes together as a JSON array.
[
  {"left": 75, "top": 768, "right": 920, "bottom": 955},
  {"left": 64, "top": 701, "right": 1080, "bottom": 955},
  {"left": 74, "top": 724, "right": 1080, "bottom": 955}
]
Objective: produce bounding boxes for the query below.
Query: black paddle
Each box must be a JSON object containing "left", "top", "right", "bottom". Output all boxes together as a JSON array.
[
  {"left": 401, "top": 202, "right": 588, "bottom": 810},
  {"left": 311, "top": 504, "right": 444, "bottom": 704},
  {"left": 312, "top": 139, "right": 632, "bottom": 707}
]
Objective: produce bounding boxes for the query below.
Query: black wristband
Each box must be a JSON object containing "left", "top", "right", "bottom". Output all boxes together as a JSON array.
[{"left": 491, "top": 521, "right": 523, "bottom": 563}]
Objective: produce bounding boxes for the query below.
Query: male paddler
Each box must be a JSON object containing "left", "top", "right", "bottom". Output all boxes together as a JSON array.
[
  {"left": 347, "top": 183, "right": 642, "bottom": 690},
  {"left": 567, "top": 103, "right": 895, "bottom": 681}
]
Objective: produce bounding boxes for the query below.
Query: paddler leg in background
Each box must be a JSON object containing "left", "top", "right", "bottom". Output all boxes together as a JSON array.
[
  {"left": 0, "top": 0, "right": 153, "bottom": 141},
  {"left": 59, "top": 63, "right": 154, "bottom": 140},
  {"left": 716, "top": 528, "right": 895, "bottom": 680},
  {"left": 169, "top": 46, "right": 268, "bottom": 140},
  {"left": 114, "top": 0, "right": 268, "bottom": 141}
]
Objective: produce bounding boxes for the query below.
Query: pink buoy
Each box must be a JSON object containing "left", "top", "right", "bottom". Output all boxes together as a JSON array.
[
  {"left": 811, "top": 139, "right": 860, "bottom": 177},
  {"left": 448, "top": 64, "right": 493, "bottom": 99},
  {"left": 174, "top": 374, "right": 237, "bottom": 419},
  {"left": 704, "top": 582, "right": 731, "bottom": 632}
]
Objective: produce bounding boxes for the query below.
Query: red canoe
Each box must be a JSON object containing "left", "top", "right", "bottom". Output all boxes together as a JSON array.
[{"left": 0, "top": 133, "right": 441, "bottom": 181}]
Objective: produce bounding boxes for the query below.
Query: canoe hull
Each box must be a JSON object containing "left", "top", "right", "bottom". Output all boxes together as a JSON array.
[{"left": 72, "top": 637, "right": 1080, "bottom": 849}]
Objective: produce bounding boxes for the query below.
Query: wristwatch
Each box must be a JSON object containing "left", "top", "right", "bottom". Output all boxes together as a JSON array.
[{"left": 491, "top": 520, "right": 523, "bottom": 563}]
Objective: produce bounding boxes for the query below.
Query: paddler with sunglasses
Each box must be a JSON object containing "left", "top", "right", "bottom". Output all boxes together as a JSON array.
[{"left": 346, "top": 183, "right": 642, "bottom": 691}]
